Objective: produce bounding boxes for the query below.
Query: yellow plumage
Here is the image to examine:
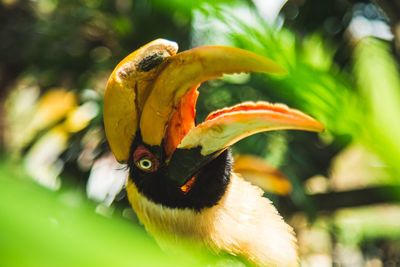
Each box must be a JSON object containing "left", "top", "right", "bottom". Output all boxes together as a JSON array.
[{"left": 127, "top": 173, "right": 298, "bottom": 267}]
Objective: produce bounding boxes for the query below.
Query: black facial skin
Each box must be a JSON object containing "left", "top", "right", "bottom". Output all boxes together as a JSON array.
[{"left": 127, "top": 134, "right": 232, "bottom": 211}]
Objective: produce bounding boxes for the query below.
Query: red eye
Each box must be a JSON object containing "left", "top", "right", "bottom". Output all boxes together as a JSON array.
[{"left": 133, "top": 145, "right": 159, "bottom": 172}]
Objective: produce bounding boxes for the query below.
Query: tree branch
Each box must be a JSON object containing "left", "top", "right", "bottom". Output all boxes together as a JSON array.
[{"left": 284, "top": 185, "right": 400, "bottom": 214}]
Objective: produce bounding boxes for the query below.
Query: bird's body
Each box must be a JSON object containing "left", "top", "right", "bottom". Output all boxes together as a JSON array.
[
  {"left": 103, "top": 39, "right": 323, "bottom": 267},
  {"left": 127, "top": 172, "right": 297, "bottom": 266}
]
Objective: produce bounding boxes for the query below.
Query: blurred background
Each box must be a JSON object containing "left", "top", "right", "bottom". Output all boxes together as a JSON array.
[{"left": 1, "top": 0, "right": 400, "bottom": 266}]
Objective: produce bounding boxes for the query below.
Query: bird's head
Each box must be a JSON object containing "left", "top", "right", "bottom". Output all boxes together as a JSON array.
[{"left": 104, "top": 39, "right": 323, "bottom": 210}]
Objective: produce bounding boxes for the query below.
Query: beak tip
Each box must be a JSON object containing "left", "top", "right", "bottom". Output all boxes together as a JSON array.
[
  {"left": 267, "top": 63, "right": 288, "bottom": 75},
  {"left": 305, "top": 119, "right": 324, "bottom": 134},
  {"left": 315, "top": 120, "right": 325, "bottom": 132},
  {"left": 276, "top": 66, "right": 288, "bottom": 75}
]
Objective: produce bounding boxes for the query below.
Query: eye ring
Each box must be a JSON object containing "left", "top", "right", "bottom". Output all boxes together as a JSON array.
[
  {"left": 137, "top": 157, "right": 153, "bottom": 171},
  {"left": 133, "top": 145, "right": 159, "bottom": 173}
]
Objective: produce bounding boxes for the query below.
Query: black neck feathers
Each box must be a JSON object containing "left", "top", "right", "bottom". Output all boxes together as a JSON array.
[{"left": 128, "top": 138, "right": 232, "bottom": 211}]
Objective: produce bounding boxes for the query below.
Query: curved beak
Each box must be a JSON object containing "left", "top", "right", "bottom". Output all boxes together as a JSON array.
[
  {"left": 167, "top": 101, "right": 323, "bottom": 185},
  {"left": 104, "top": 39, "right": 324, "bottom": 187}
]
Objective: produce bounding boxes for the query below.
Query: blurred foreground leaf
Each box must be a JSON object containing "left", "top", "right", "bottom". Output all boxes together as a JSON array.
[{"left": 0, "top": 161, "right": 214, "bottom": 267}]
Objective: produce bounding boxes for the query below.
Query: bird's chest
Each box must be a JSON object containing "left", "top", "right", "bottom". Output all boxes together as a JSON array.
[
  {"left": 126, "top": 180, "right": 218, "bottom": 250},
  {"left": 125, "top": 176, "right": 299, "bottom": 267}
]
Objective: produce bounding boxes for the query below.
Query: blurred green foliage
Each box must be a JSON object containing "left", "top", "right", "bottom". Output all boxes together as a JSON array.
[
  {"left": 0, "top": 159, "right": 223, "bottom": 267},
  {"left": 1, "top": 0, "right": 400, "bottom": 266},
  {"left": 354, "top": 38, "right": 400, "bottom": 177}
]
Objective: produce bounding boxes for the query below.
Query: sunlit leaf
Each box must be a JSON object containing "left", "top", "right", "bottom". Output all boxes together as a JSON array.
[{"left": 354, "top": 38, "right": 400, "bottom": 176}]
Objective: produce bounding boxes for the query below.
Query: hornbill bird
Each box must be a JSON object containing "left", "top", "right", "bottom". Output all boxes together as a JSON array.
[{"left": 104, "top": 39, "right": 323, "bottom": 266}]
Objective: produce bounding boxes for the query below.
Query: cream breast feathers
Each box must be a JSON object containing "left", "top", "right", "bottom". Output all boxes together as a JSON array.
[{"left": 126, "top": 173, "right": 298, "bottom": 267}]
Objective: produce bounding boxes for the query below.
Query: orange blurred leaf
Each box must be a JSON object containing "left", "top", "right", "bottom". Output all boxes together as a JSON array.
[{"left": 233, "top": 155, "right": 292, "bottom": 195}]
